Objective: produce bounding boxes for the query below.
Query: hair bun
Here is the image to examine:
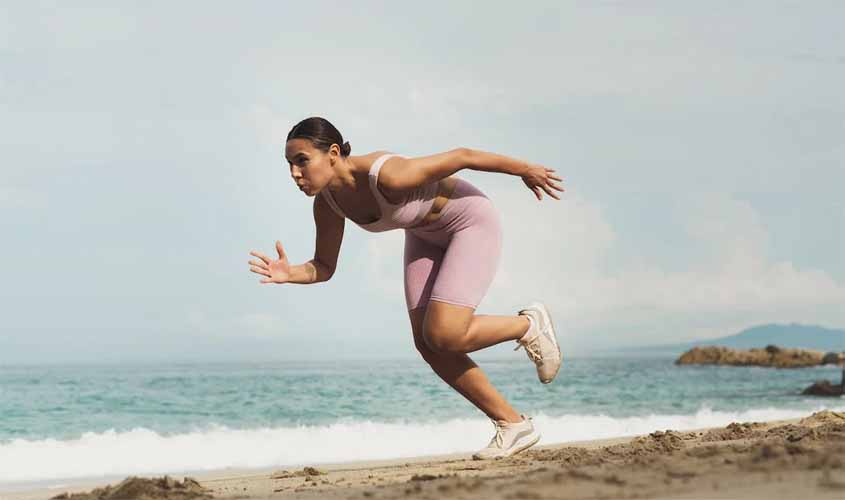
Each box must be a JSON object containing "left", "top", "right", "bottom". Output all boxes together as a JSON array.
[{"left": 340, "top": 141, "right": 352, "bottom": 156}]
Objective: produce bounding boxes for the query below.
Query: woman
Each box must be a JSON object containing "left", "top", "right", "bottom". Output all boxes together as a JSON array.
[{"left": 248, "top": 117, "right": 565, "bottom": 459}]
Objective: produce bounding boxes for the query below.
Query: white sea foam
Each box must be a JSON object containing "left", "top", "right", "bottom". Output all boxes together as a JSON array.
[{"left": 1, "top": 404, "right": 843, "bottom": 485}]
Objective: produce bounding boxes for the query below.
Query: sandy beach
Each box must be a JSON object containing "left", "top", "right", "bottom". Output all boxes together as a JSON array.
[{"left": 6, "top": 410, "right": 843, "bottom": 500}]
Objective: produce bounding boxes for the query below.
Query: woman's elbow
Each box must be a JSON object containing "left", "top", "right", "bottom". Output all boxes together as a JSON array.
[
  {"left": 456, "top": 147, "right": 474, "bottom": 168},
  {"left": 313, "top": 259, "right": 336, "bottom": 282}
]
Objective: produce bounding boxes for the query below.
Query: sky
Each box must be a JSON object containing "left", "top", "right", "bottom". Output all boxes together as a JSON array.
[{"left": 1, "top": 1, "right": 843, "bottom": 364}]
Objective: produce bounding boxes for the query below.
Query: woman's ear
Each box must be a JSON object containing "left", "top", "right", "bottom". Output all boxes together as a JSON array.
[{"left": 328, "top": 144, "right": 340, "bottom": 164}]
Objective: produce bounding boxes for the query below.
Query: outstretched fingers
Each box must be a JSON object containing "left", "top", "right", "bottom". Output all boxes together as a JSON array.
[
  {"left": 545, "top": 169, "right": 564, "bottom": 183},
  {"left": 541, "top": 184, "right": 561, "bottom": 200},
  {"left": 250, "top": 250, "right": 271, "bottom": 265},
  {"left": 248, "top": 251, "right": 271, "bottom": 278},
  {"left": 250, "top": 265, "right": 271, "bottom": 277}
]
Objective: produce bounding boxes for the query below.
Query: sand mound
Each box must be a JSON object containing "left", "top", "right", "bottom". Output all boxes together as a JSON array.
[
  {"left": 700, "top": 421, "right": 764, "bottom": 442},
  {"left": 50, "top": 476, "right": 212, "bottom": 500},
  {"left": 271, "top": 466, "right": 327, "bottom": 479},
  {"left": 800, "top": 410, "right": 845, "bottom": 426},
  {"left": 533, "top": 429, "right": 690, "bottom": 467},
  {"left": 532, "top": 446, "right": 603, "bottom": 466},
  {"left": 430, "top": 417, "right": 845, "bottom": 499},
  {"left": 606, "top": 429, "right": 688, "bottom": 458}
]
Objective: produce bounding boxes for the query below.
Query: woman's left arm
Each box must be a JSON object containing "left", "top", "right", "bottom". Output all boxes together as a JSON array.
[{"left": 380, "top": 147, "right": 565, "bottom": 200}]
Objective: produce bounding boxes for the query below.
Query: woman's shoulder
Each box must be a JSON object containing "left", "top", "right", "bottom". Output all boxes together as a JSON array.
[
  {"left": 361, "top": 150, "right": 395, "bottom": 161},
  {"left": 351, "top": 150, "right": 396, "bottom": 172}
]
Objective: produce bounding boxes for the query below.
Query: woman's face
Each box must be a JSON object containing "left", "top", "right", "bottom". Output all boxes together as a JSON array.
[{"left": 284, "top": 138, "right": 337, "bottom": 196}]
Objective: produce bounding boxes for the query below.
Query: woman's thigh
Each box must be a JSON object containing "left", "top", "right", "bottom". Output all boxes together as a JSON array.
[
  {"left": 428, "top": 202, "right": 502, "bottom": 310},
  {"left": 405, "top": 185, "right": 503, "bottom": 343},
  {"left": 403, "top": 230, "right": 445, "bottom": 312},
  {"left": 422, "top": 201, "right": 503, "bottom": 340}
]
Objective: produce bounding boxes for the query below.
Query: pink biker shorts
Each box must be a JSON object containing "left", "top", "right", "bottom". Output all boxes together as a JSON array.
[{"left": 403, "top": 178, "right": 503, "bottom": 311}]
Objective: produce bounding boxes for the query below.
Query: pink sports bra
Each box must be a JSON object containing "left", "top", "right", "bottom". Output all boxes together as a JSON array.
[{"left": 320, "top": 153, "right": 440, "bottom": 232}]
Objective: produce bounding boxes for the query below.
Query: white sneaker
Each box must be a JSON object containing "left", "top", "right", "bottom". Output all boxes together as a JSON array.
[
  {"left": 514, "top": 302, "right": 562, "bottom": 384},
  {"left": 472, "top": 414, "right": 541, "bottom": 460}
]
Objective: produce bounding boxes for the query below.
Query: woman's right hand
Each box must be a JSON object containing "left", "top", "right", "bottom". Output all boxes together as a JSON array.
[
  {"left": 249, "top": 240, "right": 291, "bottom": 284},
  {"left": 521, "top": 164, "right": 564, "bottom": 201}
]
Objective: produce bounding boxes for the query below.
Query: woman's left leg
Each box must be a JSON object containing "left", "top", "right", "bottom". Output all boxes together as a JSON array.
[
  {"left": 424, "top": 301, "right": 530, "bottom": 353},
  {"left": 420, "top": 199, "right": 533, "bottom": 353}
]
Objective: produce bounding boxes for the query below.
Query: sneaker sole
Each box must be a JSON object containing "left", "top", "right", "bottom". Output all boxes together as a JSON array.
[
  {"left": 533, "top": 301, "right": 562, "bottom": 384},
  {"left": 500, "top": 431, "right": 541, "bottom": 458},
  {"left": 472, "top": 431, "right": 541, "bottom": 460}
]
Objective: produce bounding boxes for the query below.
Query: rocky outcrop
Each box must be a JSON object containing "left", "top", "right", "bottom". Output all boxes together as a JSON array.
[
  {"left": 675, "top": 345, "right": 844, "bottom": 368},
  {"left": 822, "top": 351, "right": 845, "bottom": 365},
  {"left": 801, "top": 380, "right": 844, "bottom": 397}
]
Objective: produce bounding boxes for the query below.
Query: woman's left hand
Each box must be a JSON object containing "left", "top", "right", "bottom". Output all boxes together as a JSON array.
[{"left": 521, "top": 164, "right": 565, "bottom": 201}]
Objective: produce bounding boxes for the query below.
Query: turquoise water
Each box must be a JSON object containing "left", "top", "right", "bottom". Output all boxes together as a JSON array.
[{"left": 1, "top": 357, "right": 842, "bottom": 484}]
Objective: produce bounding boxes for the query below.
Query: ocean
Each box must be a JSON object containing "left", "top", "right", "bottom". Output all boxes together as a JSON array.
[{"left": 1, "top": 357, "right": 843, "bottom": 488}]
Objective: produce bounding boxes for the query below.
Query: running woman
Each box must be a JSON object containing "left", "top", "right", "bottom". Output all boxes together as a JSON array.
[{"left": 248, "top": 117, "right": 565, "bottom": 459}]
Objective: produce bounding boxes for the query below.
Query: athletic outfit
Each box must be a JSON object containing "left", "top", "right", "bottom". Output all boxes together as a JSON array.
[
  {"left": 320, "top": 153, "right": 502, "bottom": 311},
  {"left": 320, "top": 153, "right": 562, "bottom": 459}
]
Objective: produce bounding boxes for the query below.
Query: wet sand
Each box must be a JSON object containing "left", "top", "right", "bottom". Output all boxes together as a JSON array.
[{"left": 9, "top": 411, "right": 845, "bottom": 500}]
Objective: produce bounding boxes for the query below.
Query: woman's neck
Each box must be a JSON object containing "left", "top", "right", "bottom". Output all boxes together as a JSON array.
[{"left": 330, "top": 156, "right": 366, "bottom": 193}]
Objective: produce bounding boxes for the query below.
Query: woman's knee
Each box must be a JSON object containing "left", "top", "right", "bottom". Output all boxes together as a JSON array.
[
  {"left": 409, "top": 307, "right": 437, "bottom": 360},
  {"left": 422, "top": 324, "right": 468, "bottom": 353},
  {"left": 414, "top": 335, "right": 437, "bottom": 362},
  {"left": 421, "top": 301, "right": 473, "bottom": 352}
]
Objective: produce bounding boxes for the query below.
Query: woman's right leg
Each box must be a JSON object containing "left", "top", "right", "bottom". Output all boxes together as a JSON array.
[
  {"left": 408, "top": 306, "right": 523, "bottom": 424},
  {"left": 404, "top": 230, "right": 522, "bottom": 424}
]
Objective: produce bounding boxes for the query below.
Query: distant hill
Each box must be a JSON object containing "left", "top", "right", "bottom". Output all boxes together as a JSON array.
[
  {"left": 619, "top": 323, "right": 845, "bottom": 356},
  {"left": 700, "top": 324, "right": 844, "bottom": 351}
]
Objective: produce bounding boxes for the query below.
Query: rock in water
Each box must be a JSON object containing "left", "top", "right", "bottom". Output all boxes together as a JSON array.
[
  {"left": 821, "top": 351, "right": 845, "bottom": 365},
  {"left": 675, "top": 345, "right": 836, "bottom": 368},
  {"left": 801, "top": 380, "right": 844, "bottom": 397}
]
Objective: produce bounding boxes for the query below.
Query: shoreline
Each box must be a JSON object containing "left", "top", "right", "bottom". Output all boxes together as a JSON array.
[
  {"left": 2, "top": 435, "right": 637, "bottom": 498},
  {"left": 5, "top": 411, "right": 845, "bottom": 500}
]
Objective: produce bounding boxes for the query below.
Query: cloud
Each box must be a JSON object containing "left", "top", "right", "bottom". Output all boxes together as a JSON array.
[
  {"left": 362, "top": 185, "right": 845, "bottom": 348},
  {"left": 0, "top": 186, "right": 47, "bottom": 209},
  {"left": 2, "top": 1, "right": 844, "bottom": 362},
  {"left": 185, "top": 310, "right": 289, "bottom": 340}
]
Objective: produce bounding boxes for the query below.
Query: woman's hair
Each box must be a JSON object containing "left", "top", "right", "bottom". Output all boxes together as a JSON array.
[{"left": 286, "top": 117, "right": 351, "bottom": 157}]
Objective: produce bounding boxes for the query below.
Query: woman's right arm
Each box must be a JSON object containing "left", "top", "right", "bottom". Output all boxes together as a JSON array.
[
  {"left": 248, "top": 193, "right": 344, "bottom": 285},
  {"left": 300, "top": 193, "right": 344, "bottom": 283}
]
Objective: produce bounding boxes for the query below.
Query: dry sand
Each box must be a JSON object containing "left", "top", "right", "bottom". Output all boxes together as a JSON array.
[{"left": 9, "top": 410, "right": 845, "bottom": 500}]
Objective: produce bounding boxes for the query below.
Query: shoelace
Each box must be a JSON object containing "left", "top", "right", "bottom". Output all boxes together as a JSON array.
[
  {"left": 514, "top": 336, "right": 543, "bottom": 363},
  {"left": 489, "top": 418, "right": 531, "bottom": 448},
  {"left": 491, "top": 420, "right": 507, "bottom": 448}
]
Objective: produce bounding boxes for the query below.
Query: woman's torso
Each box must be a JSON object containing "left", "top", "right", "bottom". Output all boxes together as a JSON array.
[{"left": 320, "top": 152, "right": 459, "bottom": 233}]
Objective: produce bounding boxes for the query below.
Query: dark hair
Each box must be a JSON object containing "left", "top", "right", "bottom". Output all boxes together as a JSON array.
[{"left": 286, "top": 116, "right": 351, "bottom": 157}]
